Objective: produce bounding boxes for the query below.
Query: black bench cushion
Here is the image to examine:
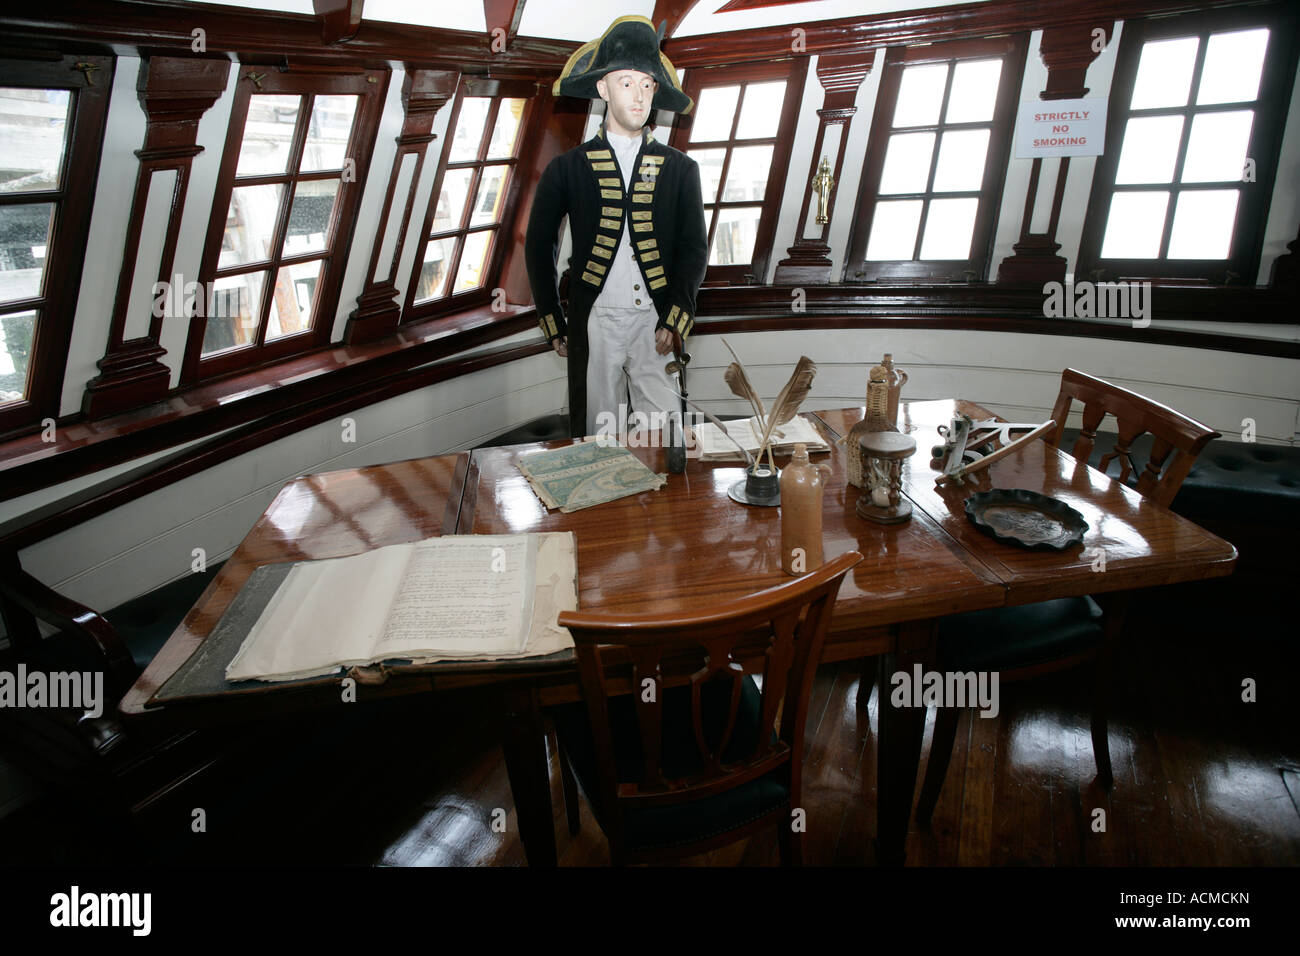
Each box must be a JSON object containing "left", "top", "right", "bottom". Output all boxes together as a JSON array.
[
  {"left": 1059, "top": 428, "right": 1300, "bottom": 527},
  {"left": 938, "top": 596, "right": 1104, "bottom": 672},
  {"left": 553, "top": 675, "right": 788, "bottom": 853},
  {"left": 105, "top": 565, "right": 223, "bottom": 672}
]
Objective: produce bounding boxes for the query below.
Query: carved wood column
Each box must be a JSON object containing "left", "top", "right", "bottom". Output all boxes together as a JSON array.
[
  {"left": 996, "top": 24, "right": 1110, "bottom": 286},
  {"left": 82, "top": 56, "right": 229, "bottom": 420},
  {"left": 345, "top": 69, "right": 458, "bottom": 345},
  {"left": 773, "top": 51, "right": 873, "bottom": 285}
]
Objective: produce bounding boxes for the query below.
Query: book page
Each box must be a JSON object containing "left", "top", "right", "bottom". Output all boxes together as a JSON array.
[
  {"left": 225, "top": 543, "right": 413, "bottom": 681},
  {"left": 374, "top": 535, "right": 537, "bottom": 658}
]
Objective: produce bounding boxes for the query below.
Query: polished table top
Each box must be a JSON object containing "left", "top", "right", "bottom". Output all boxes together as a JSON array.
[{"left": 121, "top": 399, "right": 1236, "bottom": 719}]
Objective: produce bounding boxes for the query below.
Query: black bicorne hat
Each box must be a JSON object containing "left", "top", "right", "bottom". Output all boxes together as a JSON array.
[{"left": 553, "top": 15, "right": 693, "bottom": 115}]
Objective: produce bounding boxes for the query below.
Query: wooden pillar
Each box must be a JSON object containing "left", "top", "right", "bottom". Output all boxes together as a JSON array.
[
  {"left": 82, "top": 56, "right": 229, "bottom": 420},
  {"left": 996, "top": 24, "right": 1111, "bottom": 287},
  {"left": 773, "top": 51, "right": 873, "bottom": 285},
  {"left": 345, "top": 69, "right": 458, "bottom": 345}
]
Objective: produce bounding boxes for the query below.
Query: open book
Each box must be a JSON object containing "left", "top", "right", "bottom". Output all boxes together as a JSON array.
[
  {"left": 225, "top": 533, "right": 577, "bottom": 682},
  {"left": 694, "top": 414, "right": 830, "bottom": 462}
]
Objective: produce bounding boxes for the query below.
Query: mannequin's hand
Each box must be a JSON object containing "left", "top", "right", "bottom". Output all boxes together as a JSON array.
[
  {"left": 552, "top": 336, "right": 568, "bottom": 357},
  {"left": 654, "top": 327, "right": 673, "bottom": 356}
]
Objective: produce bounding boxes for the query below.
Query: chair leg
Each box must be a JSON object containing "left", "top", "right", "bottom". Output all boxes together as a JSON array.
[
  {"left": 555, "top": 735, "right": 581, "bottom": 836},
  {"left": 856, "top": 656, "right": 876, "bottom": 708},
  {"left": 916, "top": 706, "right": 961, "bottom": 827},
  {"left": 778, "top": 817, "right": 803, "bottom": 867},
  {"left": 1090, "top": 661, "right": 1114, "bottom": 790}
]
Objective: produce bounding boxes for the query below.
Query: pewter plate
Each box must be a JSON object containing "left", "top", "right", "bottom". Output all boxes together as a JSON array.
[{"left": 964, "top": 488, "right": 1088, "bottom": 551}]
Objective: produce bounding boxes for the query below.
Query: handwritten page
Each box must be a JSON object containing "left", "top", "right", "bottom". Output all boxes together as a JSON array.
[{"left": 375, "top": 535, "right": 536, "bottom": 658}]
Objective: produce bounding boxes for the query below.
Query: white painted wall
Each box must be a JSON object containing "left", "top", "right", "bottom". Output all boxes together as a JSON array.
[
  {"left": 683, "top": 326, "right": 1300, "bottom": 446},
  {"left": 18, "top": 345, "right": 565, "bottom": 614}
]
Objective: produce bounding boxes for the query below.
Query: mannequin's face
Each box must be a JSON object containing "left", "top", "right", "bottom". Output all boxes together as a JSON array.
[{"left": 596, "top": 69, "right": 657, "bottom": 137}]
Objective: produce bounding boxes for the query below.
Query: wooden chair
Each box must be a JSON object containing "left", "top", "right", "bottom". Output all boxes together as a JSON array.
[
  {"left": 0, "top": 553, "right": 229, "bottom": 844},
  {"left": 914, "top": 369, "right": 1219, "bottom": 825},
  {"left": 553, "top": 550, "right": 862, "bottom": 865}
]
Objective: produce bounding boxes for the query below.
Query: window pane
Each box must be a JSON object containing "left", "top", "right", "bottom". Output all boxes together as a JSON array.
[
  {"left": 414, "top": 236, "right": 456, "bottom": 302},
  {"left": 0, "top": 309, "right": 36, "bottom": 404},
  {"left": 1197, "top": 29, "right": 1269, "bottom": 105},
  {"left": 893, "top": 63, "right": 948, "bottom": 127},
  {"left": 1130, "top": 38, "right": 1198, "bottom": 109},
  {"left": 945, "top": 59, "right": 1001, "bottom": 124},
  {"left": 220, "top": 183, "right": 284, "bottom": 267},
  {"left": 267, "top": 259, "right": 321, "bottom": 340},
  {"left": 487, "top": 98, "right": 526, "bottom": 158},
  {"left": 236, "top": 94, "right": 301, "bottom": 177},
  {"left": 300, "top": 95, "right": 358, "bottom": 172},
  {"left": 721, "top": 145, "right": 774, "bottom": 201},
  {"left": 431, "top": 168, "right": 473, "bottom": 234},
  {"left": 1167, "top": 189, "right": 1238, "bottom": 259},
  {"left": 284, "top": 179, "right": 339, "bottom": 256},
  {"left": 0, "top": 89, "right": 70, "bottom": 193},
  {"left": 688, "top": 148, "right": 726, "bottom": 202},
  {"left": 865, "top": 199, "right": 923, "bottom": 260},
  {"left": 0, "top": 203, "right": 53, "bottom": 304},
  {"left": 919, "top": 197, "right": 978, "bottom": 259},
  {"left": 879, "top": 132, "right": 935, "bottom": 194},
  {"left": 709, "top": 206, "right": 761, "bottom": 266},
  {"left": 1100, "top": 191, "right": 1169, "bottom": 258},
  {"left": 735, "top": 81, "right": 785, "bottom": 139},
  {"left": 452, "top": 230, "right": 493, "bottom": 293},
  {"left": 1114, "top": 115, "right": 1184, "bottom": 184},
  {"left": 690, "top": 85, "right": 739, "bottom": 142},
  {"left": 470, "top": 165, "right": 510, "bottom": 227},
  {"left": 201, "top": 271, "right": 265, "bottom": 356},
  {"left": 932, "top": 129, "right": 989, "bottom": 192},
  {"left": 1181, "top": 111, "right": 1254, "bottom": 183},
  {"left": 449, "top": 97, "right": 491, "bottom": 162}
]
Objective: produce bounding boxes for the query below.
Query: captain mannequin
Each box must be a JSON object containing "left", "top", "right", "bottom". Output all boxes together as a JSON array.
[{"left": 524, "top": 15, "right": 708, "bottom": 437}]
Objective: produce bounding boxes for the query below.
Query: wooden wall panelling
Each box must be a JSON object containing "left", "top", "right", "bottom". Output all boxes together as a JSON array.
[
  {"left": 773, "top": 50, "right": 874, "bottom": 284},
  {"left": 996, "top": 24, "right": 1110, "bottom": 286},
  {"left": 345, "top": 68, "right": 458, "bottom": 345},
  {"left": 81, "top": 56, "right": 230, "bottom": 420}
]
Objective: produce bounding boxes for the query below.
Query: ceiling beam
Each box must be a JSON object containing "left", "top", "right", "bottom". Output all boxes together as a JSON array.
[
  {"left": 314, "top": 0, "right": 364, "bottom": 45},
  {"left": 484, "top": 0, "right": 527, "bottom": 42},
  {"left": 652, "top": 0, "right": 699, "bottom": 38}
]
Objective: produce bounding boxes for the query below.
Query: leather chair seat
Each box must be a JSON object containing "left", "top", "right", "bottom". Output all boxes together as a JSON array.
[
  {"left": 554, "top": 676, "right": 788, "bottom": 854},
  {"left": 938, "top": 596, "right": 1104, "bottom": 672}
]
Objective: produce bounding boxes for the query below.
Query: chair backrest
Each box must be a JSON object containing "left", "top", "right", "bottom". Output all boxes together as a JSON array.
[
  {"left": 1048, "top": 368, "right": 1220, "bottom": 509},
  {"left": 557, "top": 551, "right": 861, "bottom": 822}
]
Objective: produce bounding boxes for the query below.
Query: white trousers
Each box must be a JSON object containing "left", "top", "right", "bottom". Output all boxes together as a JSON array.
[{"left": 585, "top": 305, "right": 680, "bottom": 437}]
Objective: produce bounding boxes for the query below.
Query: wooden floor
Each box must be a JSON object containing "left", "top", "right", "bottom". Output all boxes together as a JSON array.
[{"left": 3, "top": 577, "right": 1298, "bottom": 866}]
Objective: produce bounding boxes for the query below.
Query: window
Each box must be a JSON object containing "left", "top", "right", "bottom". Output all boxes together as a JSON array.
[
  {"left": 669, "top": 59, "right": 806, "bottom": 284},
  {"left": 845, "top": 36, "right": 1026, "bottom": 282},
  {"left": 405, "top": 78, "right": 535, "bottom": 319},
  {"left": 1077, "top": 8, "right": 1298, "bottom": 283},
  {"left": 183, "top": 67, "right": 385, "bottom": 383},
  {"left": 0, "top": 56, "right": 111, "bottom": 435}
]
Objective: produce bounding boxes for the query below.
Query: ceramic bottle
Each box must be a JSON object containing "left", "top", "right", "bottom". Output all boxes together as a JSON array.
[{"left": 780, "top": 443, "right": 830, "bottom": 575}]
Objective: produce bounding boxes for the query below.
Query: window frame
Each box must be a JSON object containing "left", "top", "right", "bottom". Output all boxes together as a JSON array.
[
  {"left": 0, "top": 55, "right": 112, "bottom": 437},
  {"left": 402, "top": 76, "right": 539, "bottom": 323},
  {"left": 668, "top": 58, "right": 807, "bottom": 286},
  {"left": 1076, "top": 6, "right": 1299, "bottom": 285},
  {"left": 844, "top": 35, "right": 1027, "bottom": 283},
  {"left": 181, "top": 66, "right": 386, "bottom": 385}
]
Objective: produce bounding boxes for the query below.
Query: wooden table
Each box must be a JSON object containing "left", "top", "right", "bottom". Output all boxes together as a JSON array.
[{"left": 120, "top": 400, "right": 1237, "bottom": 866}]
